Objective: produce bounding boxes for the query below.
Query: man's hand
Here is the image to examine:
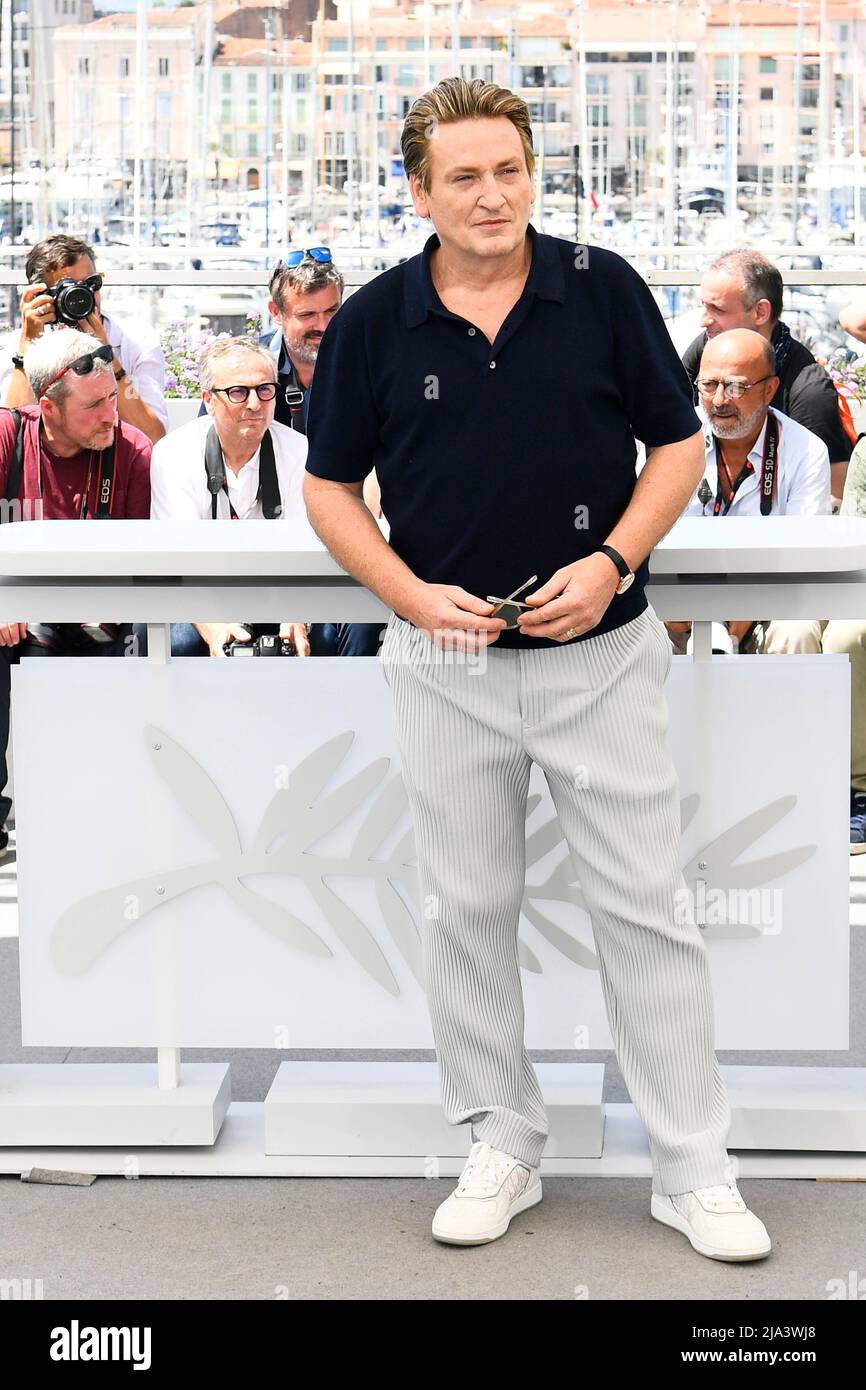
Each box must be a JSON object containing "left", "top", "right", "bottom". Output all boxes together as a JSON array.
[
  {"left": 727, "top": 620, "right": 754, "bottom": 644},
  {"left": 279, "top": 622, "right": 310, "bottom": 657},
  {"left": 517, "top": 554, "right": 620, "bottom": 641},
  {"left": 405, "top": 584, "right": 507, "bottom": 651},
  {"left": 0, "top": 622, "right": 26, "bottom": 647},
  {"left": 80, "top": 309, "right": 110, "bottom": 348},
  {"left": 17, "top": 283, "right": 55, "bottom": 350},
  {"left": 666, "top": 621, "right": 692, "bottom": 634},
  {"left": 196, "top": 622, "right": 251, "bottom": 657}
]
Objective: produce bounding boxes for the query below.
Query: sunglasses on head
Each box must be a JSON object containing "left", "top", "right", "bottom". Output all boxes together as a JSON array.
[
  {"left": 273, "top": 247, "right": 332, "bottom": 271},
  {"left": 38, "top": 343, "right": 115, "bottom": 399}
]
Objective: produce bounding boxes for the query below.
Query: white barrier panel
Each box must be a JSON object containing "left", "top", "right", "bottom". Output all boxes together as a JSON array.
[{"left": 15, "top": 651, "right": 849, "bottom": 1051}]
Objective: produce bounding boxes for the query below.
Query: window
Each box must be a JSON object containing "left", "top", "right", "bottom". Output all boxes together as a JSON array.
[
  {"left": 247, "top": 72, "right": 257, "bottom": 92},
  {"left": 404, "top": 38, "right": 424, "bottom": 51},
  {"left": 78, "top": 56, "right": 89, "bottom": 76},
  {"left": 586, "top": 74, "right": 608, "bottom": 95},
  {"left": 715, "top": 57, "right": 730, "bottom": 79},
  {"left": 294, "top": 72, "right": 309, "bottom": 91},
  {"left": 801, "top": 63, "right": 820, "bottom": 82},
  {"left": 761, "top": 142, "right": 774, "bottom": 156},
  {"left": 119, "top": 57, "right": 130, "bottom": 78},
  {"left": 327, "top": 39, "right": 347, "bottom": 52},
  {"left": 222, "top": 72, "right": 231, "bottom": 92},
  {"left": 759, "top": 57, "right": 777, "bottom": 73},
  {"left": 158, "top": 58, "right": 169, "bottom": 78},
  {"left": 247, "top": 131, "right": 258, "bottom": 155},
  {"left": 801, "top": 87, "right": 818, "bottom": 108},
  {"left": 632, "top": 101, "right": 647, "bottom": 127},
  {"left": 295, "top": 133, "right": 306, "bottom": 154},
  {"left": 296, "top": 98, "right": 305, "bottom": 122},
  {"left": 760, "top": 86, "right": 773, "bottom": 100},
  {"left": 221, "top": 99, "right": 231, "bottom": 124},
  {"left": 633, "top": 73, "right": 648, "bottom": 96},
  {"left": 249, "top": 101, "right": 258, "bottom": 123},
  {"left": 222, "top": 134, "right": 232, "bottom": 155}
]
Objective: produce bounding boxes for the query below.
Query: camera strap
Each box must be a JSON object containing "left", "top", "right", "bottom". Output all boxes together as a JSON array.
[
  {"left": 712, "top": 411, "right": 779, "bottom": 517},
  {"left": 204, "top": 424, "right": 281, "bottom": 520},
  {"left": 2, "top": 408, "right": 24, "bottom": 514}
]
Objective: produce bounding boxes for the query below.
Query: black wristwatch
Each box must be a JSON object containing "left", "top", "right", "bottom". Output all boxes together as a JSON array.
[
  {"left": 597, "top": 544, "right": 635, "bottom": 594},
  {"left": 11, "top": 353, "right": 24, "bottom": 371}
]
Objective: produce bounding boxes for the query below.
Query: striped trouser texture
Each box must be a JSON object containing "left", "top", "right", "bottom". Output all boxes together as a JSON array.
[{"left": 380, "top": 602, "right": 733, "bottom": 1196}]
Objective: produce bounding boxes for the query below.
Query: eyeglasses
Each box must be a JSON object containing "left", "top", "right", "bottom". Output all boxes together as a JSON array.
[
  {"left": 210, "top": 382, "right": 278, "bottom": 404},
  {"left": 273, "top": 247, "right": 333, "bottom": 271},
  {"left": 38, "top": 342, "right": 115, "bottom": 399},
  {"left": 696, "top": 375, "right": 774, "bottom": 401}
]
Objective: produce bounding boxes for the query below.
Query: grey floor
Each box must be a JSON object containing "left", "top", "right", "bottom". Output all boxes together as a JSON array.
[{"left": 2, "top": 827, "right": 865, "bottom": 1301}]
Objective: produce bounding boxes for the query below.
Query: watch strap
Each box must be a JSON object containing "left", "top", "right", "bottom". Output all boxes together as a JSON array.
[{"left": 598, "top": 544, "right": 631, "bottom": 581}]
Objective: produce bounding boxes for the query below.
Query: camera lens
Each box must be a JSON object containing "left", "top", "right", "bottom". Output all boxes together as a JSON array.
[{"left": 56, "top": 280, "right": 96, "bottom": 322}]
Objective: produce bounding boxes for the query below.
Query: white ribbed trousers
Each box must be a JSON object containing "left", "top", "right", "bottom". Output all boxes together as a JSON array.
[{"left": 380, "top": 603, "right": 732, "bottom": 1196}]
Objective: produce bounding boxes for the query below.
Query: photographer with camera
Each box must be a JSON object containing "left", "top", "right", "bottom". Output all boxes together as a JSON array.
[
  {"left": 0, "top": 234, "right": 168, "bottom": 445},
  {"left": 0, "top": 326, "right": 152, "bottom": 853},
  {"left": 150, "top": 334, "right": 318, "bottom": 658}
]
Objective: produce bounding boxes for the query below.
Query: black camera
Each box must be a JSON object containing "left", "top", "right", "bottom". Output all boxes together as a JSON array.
[
  {"left": 223, "top": 623, "right": 295, "bottom": 657},
  {"left": 26, "top": 622, "right": 120, "bottom": 652},
  {"left": 46, "top": 275, "right": 100, "bottom": 326}
]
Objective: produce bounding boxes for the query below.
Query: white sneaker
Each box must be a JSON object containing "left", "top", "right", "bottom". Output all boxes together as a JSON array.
[
  {"left": 651, "top": 1163, "right": 771, "bottom": 1262},
  {"left": 431, "top": 1140, "right": 542, "bottom": 1245}
]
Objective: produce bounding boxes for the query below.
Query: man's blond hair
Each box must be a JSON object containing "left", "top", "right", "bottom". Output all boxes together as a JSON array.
[{"left": 401, "top": 76, "right": 535, "bottom": 195}]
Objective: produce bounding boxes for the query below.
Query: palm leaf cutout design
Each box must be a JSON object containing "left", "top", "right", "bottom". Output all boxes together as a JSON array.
[{"left": 48, "top": 723, "right": 816, "bottom": 990}]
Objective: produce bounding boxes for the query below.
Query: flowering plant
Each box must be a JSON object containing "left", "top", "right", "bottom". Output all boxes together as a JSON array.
[
  {"left": 160, "top": 313, "right": 267, "bottom": 398},
  {"left": 825, "top": 347, "right": 866, "bottom": 400}
]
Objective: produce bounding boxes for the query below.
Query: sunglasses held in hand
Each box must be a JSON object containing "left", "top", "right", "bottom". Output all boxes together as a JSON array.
[{"left": 486, "top": 575, "right": 538, "bottom": 629}]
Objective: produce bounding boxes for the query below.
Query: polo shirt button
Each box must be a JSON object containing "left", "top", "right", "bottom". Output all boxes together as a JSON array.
[
  {"left": 468, "top": 327, "right": 476, "bottom": 336},
  {"left": 489, "top": 360, "right": 496, "bottom": 369}
]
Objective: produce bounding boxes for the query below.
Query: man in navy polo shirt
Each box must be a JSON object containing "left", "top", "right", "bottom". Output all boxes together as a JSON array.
[{"left": 303, "top": 77, "right": 771, "bottom": 1263}]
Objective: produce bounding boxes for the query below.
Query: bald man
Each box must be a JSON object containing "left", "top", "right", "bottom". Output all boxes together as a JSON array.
[{"left": 667, "top": 328, "right": 831, "bottom": 655}]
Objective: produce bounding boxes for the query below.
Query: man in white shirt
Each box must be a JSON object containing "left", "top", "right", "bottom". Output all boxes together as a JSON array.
[
  {"left": 668, "top": 328, "right": 831, "bottom": 655},
  {"left": 150, "top": 335, "right": 314, "bottom": 657},
  {"left": 0, "top": 234, "right": 167, "bottom": 444}
]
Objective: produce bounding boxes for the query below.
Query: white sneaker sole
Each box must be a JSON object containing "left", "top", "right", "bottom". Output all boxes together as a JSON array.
[
  {"left": 432, "top": 1177, "right": 543, "bottom": 1246},
  {"left": 850, "top": 841, "right": 866, "bottom": 855},
  {"left": 651, "top": 1194, "right": 771, "bottom": 1262}
]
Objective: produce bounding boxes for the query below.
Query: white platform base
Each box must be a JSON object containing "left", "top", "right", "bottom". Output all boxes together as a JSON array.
[
  {"left": 1, "top": 1102, "right": 865, "bottom": 1178},
  {"left": 0, "top": 1064, "right": 231, "bottom": 1147},
  {"left": 725, "top": 1065, "right": 866, "bottom": 1150},
  {"left": 264, "top": 1061, "right": 605, "bottom": 1158}
]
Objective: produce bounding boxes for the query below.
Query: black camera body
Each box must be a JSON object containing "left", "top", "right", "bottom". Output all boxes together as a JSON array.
[
  {"left": 46, "top": 277, "right": 98, "bottom": 326},
  {"left": 223, "top": 623, "right": 295, "bottom": 657}
]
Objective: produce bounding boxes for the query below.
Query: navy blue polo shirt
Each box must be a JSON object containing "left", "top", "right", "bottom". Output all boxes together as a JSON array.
[{"left": 304, "top": 221, "right": 701, "bottom": 647}]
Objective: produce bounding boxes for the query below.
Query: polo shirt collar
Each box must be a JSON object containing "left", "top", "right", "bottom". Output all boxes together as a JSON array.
[{"left": 404, "top": 219, "right": 564, "bottom": 328}]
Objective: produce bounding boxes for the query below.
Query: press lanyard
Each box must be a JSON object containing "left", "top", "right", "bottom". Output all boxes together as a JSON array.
[
  {"left": 712, "top": 412, "right": 779, "bottom": 516},
  {"left": 36, "top": 430, "right": 115, "bottom": 519}
]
